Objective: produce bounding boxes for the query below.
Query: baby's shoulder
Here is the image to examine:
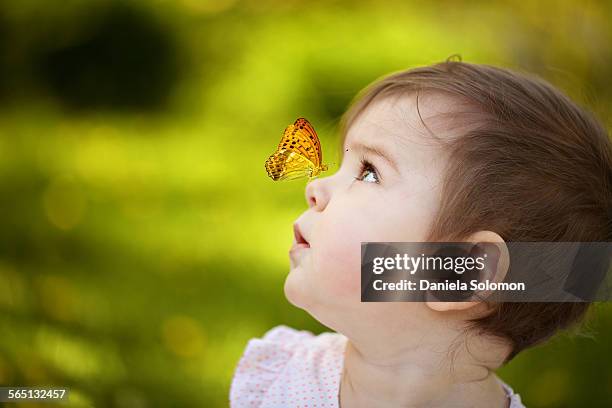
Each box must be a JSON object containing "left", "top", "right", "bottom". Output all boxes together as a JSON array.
[
  {"left": 259, "top": 324, "right": 317, "bottom": 346},
  {"left": 255, "top": 324, "right": 345, "bottom": 353},
  {"left": 498, "top": 378, "right": 527, "bottom": 408},
  {"left": 229, "top": 325, "right": 342, "bottom": 407}
]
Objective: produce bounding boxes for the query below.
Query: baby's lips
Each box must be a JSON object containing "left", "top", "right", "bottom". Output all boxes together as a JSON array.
[{"left": 293, "top": 222, "right": 310, "bottom": 247}]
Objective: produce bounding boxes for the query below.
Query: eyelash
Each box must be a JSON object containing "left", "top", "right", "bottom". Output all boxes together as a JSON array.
[{"left": 353, "top": 156, "right": 381, "bottom": 184}]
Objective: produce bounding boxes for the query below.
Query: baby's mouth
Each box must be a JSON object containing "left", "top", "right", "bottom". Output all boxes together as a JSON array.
[
  {"left": 289, "top": 223, "right": 310, "bottom": 266},
  {"left": 292, "top": 222, "right": 310, "bottom": 249}
]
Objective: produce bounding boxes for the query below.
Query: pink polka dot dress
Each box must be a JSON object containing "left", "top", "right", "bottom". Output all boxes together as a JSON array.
[{"left": 229, "top": 325, "right": 526, "bottom": 408}]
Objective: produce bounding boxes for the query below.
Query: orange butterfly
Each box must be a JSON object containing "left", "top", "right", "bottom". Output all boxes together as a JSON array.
[{"left": 265, "top": 118, "right": 329, "bottom": 181}]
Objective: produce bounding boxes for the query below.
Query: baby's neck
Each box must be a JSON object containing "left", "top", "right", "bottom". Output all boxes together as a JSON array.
[{"left": 339, "top": 336, "right": 509, "bottom": 408}]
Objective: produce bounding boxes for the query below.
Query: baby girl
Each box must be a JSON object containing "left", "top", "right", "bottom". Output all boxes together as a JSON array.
[{"left": 230, "top": 59, "right": 612, "bottom": 407}]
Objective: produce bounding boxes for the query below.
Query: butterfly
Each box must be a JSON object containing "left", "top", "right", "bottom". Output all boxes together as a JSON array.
[{"left": 265, "top": 117, "right": 329, "bottom": 181}]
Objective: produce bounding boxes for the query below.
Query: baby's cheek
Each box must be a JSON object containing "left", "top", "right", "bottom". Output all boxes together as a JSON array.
[{"left": 314, "top": 226, "right": 363, "bottom": 300}]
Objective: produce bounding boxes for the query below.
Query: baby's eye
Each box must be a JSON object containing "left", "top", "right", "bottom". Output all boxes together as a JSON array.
[{"left": 354, "top": 158, "right": 380, "bottom": 184}]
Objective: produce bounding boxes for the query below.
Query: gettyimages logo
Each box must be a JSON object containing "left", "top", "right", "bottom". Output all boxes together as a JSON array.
[{"left": 361, "top": 242, "right": 612, "bottom": 302}]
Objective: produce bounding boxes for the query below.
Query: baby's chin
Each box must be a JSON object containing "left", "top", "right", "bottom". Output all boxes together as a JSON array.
[
  {"left": 284, "top": 265, "right": 345, "bottom": 329},
  {"left": 284, "top": 262, "right": 331, "bottom": 318},
  {"left": 283, "top": 264, "right": 310, "bottom": 309}
]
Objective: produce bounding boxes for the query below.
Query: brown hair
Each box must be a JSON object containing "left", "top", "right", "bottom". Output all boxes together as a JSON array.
[{"left": 338, "top": 56, "right": 612, "bottom": 362}]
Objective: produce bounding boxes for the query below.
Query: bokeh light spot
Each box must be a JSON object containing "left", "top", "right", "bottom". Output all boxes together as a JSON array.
[
  {"left": 161, "top": 315, "right": 206, "bottom": 359},
  {"left": 43, "top": 174, "right": 87, "bottom": 230},
  {"left": 35, "top": 274, "right": 79, "bottom": 322}
]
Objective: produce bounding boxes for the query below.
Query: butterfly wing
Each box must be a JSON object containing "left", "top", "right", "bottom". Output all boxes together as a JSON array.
[
  {"left": 276, "top": 118, "right": 323, "bottom": 169},
  {"left": 265, "top": 150, "right": 316, "bottom": 181},
  {"left": 265, "top": 117, "right": 328, "bottom": 181}
]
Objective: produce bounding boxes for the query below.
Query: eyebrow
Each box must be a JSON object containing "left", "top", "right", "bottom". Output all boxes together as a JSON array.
[{"left": 346, "top": 141, "right": 400, "bottom": 173}]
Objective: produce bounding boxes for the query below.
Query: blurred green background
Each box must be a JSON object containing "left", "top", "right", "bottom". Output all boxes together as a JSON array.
[{"left": 0, "top": 0, "right": 611, "bottom": 406}]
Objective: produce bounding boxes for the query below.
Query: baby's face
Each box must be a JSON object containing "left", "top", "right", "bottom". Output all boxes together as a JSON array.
[{"left": 284, "top": 92, "right": 453, "bottom": 332}]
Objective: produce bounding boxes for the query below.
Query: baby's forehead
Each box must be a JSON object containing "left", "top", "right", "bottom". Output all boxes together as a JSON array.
[
  {"left": 344, "top": 91, "right": 457, "bottom": 150},
  {"left": 342, "top": 92, "right": 464, "bottom": 179}
]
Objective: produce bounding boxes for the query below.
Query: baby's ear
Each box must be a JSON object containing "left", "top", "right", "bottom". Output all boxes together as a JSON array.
[{"left": 425, "top": 231, "right": 509, "bottom": 313}]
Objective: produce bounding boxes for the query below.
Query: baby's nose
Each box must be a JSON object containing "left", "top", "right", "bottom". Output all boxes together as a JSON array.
[{"left": 305, "top": 178, "right": 330, "bottom": 211}]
